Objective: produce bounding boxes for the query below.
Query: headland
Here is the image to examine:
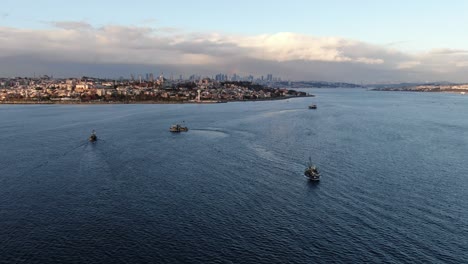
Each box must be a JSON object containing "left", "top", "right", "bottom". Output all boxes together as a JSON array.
[{"left": 0, "top": 76, "right": 311, "bottom": 104}]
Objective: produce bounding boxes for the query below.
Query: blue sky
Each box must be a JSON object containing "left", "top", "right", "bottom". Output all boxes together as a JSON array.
[
  {"left": 1, "top": 0, "right": 468, "bottom": 82},
  {"left": 3, "top": 0, "right": 467, "bottom": 51}
]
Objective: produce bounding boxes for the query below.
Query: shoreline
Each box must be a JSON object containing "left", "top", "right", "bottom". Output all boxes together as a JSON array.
[
  {"left": 0, "top": 95, "right": 314, "bottom": 105},
  {"left": 372, "top": 89, "right": 467, "bottom": 94}
]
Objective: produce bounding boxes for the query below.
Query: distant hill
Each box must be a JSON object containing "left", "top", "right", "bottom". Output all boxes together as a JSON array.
[
  {"left": 367, "top": 81, "right": 455, "bottom": 89},
  {"left": 369, "top": 82, "right": 468, "bottom": 92}
]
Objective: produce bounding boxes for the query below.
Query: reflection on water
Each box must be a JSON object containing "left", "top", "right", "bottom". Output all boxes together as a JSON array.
[{"left": 0, "top": 89, "right": 467, "bottom": 263}]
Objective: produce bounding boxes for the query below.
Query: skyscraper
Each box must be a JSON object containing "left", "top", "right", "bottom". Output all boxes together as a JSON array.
[{"left": 267, "top": 74, "right": 273, "bottom": 82}]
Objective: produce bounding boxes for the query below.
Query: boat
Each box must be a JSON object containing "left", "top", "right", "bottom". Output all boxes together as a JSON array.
[
  {"left": 169, "top": 124, "right": 189, "bottom": 132},
  {"left": 308, "top": 104, "right": 317, "bottom": 109},
  {"left": 89, "top": 130, "right": 97, "bottom": 142},
  {"left": 304, "top": 158, "right": 320, "bottom": 181}
]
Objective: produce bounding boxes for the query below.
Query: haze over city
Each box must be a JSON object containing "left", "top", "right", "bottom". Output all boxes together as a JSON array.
[{"left": 2, "top": 0, "right": 468, "bottom": 83}]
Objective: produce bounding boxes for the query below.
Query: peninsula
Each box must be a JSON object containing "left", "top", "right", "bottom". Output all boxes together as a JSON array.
[
  {"left": 371, "top": 83, "right": 468, "bottom": 94},
  {"left": 0, "top": 76, "right": 310, "bottom": 104}
]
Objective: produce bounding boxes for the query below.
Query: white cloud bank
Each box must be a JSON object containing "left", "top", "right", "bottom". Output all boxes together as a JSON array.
[{"left": 1, "top": 22, "right": 468, "bottom": 82}]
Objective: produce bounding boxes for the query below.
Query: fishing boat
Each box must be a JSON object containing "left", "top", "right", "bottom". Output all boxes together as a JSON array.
[
  {"left": 308, "top": 104, "right": 317, "bottom": 109},
  {"left": 169, "top": 123, "right": 189, "bottom": 132},
  {"left": 304, "top": 158, "right": 320, "bottom": 181},
  {"left": 89, "top": 130, "right": 97, "bottom": 142}
]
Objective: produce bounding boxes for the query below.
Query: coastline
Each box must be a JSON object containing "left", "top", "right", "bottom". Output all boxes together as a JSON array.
[
  {"left": 372, "top": 88, "right": 468, "bottom": 94},
  {"left": 0, "top": 94, "right": 314, "bottom": 105}
]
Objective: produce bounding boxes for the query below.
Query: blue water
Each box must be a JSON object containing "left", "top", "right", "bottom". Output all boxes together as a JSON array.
[{"left": 0, "top": 89, "right": 467, "bottom": 263}]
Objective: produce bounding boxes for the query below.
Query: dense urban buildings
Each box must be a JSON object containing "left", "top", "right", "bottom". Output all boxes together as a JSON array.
[{"left": 0, "top": 73, "right": 307, "bottom": 103}]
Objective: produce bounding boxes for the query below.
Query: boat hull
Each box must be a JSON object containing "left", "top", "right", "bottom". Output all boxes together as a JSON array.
[
  {"left": 306, "top": 176, "right": 320, "bottom": 181},
  {"left": 169, "top": 125, "right": 189, "bottom": 132},
  {"left": 304, "top": 170, "right": 320, "bottom": 181}
]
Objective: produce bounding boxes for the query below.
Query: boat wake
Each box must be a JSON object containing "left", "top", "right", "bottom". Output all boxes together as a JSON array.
[
  {"left": 189, "top": 128, "right": 230, "bottom": 138},
  {"left": 14, "top": 140, "right": 89, "bottom": 178},
  {"left": 79, "top": 143, "right": 105, "bottom": 175}
]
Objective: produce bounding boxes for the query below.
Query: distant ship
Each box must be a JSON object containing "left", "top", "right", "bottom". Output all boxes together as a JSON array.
[
  {"left": 304, "top": 158, "right": 320, "bottom": 181},
  {"left": 170, "top": 124, "right": 189, "bottom": 132},
  {"left": 308, "top": 104, "right": 317, "bottom": 109},
  {"left": 89, "top": 130, "right": 97, "bottom": 142}
]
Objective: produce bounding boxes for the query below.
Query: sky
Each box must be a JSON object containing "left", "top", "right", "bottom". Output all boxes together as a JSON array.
[{"left": 1, "top": 0, "right": 468, "bottom": 83}]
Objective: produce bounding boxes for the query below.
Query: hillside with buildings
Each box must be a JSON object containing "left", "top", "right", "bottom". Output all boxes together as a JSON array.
[
  {"left": 0, "top": 75, "right": 309, "bottom": 103},
  {"left": 371, "top": 83, "right": 468, "bottom": 93}
]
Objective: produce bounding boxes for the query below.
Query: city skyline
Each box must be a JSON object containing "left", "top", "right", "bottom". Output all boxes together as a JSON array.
[{"left": 2, "top": 1, "right": 468, "bottom": 83}]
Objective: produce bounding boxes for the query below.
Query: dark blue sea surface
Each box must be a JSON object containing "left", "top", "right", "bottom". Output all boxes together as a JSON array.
[{"left": 0, "top": 89, "right": 467, "bottom": 263}]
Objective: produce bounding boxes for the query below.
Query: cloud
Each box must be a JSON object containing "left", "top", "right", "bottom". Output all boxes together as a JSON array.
[
  {"left": 1, "top": 13, "right": 8, "bottom": 18},
  {"left": 455, "top": 61, "right": 468, "bottom": 68},
  {"left": 1, "top": 21, "right": 468, "bottom": 82},
  {"left": 157, "top": 27, "right": 183, "bottom": 34},
  {"left": 428, "top": 48, "right": 468, "bottom": 55},
  {"left": 397, "top": 61, "right": 421, "bottom": 69},
  {"left": 49, "top": 21, "right": 93, "bottom": 30}
]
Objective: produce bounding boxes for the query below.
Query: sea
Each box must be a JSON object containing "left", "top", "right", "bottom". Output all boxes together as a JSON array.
[{"left": 0, "top": 88, "right": 467, "bottom": 263}]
